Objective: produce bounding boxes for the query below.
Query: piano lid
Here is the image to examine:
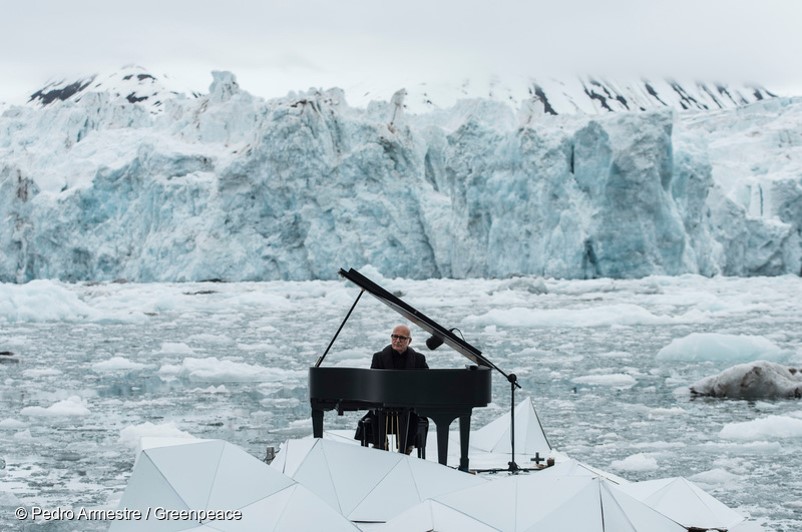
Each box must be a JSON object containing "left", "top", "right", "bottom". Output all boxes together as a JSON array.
[{"left": 338, "top": 268, "right": 497, "bottom": 370}]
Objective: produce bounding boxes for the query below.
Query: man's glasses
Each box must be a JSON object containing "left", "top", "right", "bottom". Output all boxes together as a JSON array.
[{"left": 390, "top": 334, "right": 410, "bottom": 341}]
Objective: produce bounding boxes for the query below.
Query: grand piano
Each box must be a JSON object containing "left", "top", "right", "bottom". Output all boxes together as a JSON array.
[{"left": 309, "top": 268, "right": 517, "bottom": 471}]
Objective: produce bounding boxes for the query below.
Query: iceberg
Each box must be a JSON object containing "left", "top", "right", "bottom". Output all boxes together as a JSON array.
[
  {"left": 690, "top": 360, "right": 802, "bottom": 399},
  {"left": 657, "top": 332, "right": 787, "bottom": 362}
]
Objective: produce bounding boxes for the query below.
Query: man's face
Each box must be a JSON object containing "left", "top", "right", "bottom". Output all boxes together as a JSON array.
[{"left": 390, "top": 326, "right": 411, "bottom": 353}]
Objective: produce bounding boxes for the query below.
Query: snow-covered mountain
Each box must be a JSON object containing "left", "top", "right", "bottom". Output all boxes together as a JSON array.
[
  {"left": 348, "top": 76, "right": 776, "bottom": 115},
  {"left": 26, "top": 65, "right": 200, "bottom": 114},
  {"left": 1, "top": 67, "right": 800, "bottom": 282},
  {"left": 22, "top": 66, "right": 775, "bottom": 116}
]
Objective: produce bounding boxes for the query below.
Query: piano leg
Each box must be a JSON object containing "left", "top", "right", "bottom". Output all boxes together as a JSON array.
[
  {"left": 312, "top": 409, "right": 324, "bottom": 438},
  {"left": 459, "top": 414, "right": 471, "bottom": 472},
  {"left": 434, "top": 420, "right": 449, "bottom": 467},
  {"left": 376, "top": 410, "right": 387, "bottom": 449},
  {"left": 426, "top": 413, "right": 456, "bottom": 468},
  {"left": 399, "top": 410, "right": 411, "bottom": 454},
  {"left": 425, "top": 412, "right": 470, "bottom": 470}
]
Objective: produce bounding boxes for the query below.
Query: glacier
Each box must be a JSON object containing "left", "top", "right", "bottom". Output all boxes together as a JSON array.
[{"left": 1, "top": 68, "right": 801, "bottom": 282}]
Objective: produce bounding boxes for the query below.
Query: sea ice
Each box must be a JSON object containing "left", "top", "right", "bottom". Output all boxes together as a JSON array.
[
  {"left": 91, "top": 356, "right": 149, "bottom": 372},
  {"left": 19, "top": 395, "right": 90, "bottom": 417},
  {"left": 656, "top": 333, "right": 786, "bottom": 362},
  {"left": 689, "top": 360, "right": 802, "bottom": 399},
  {"left": 571, "top": 373, "right": 637, "bottom": 388},
  {"left": 720, "top": 415, "right": 802, "bottom": 441},
  {"left": 610, "top": 452, "right": 660, "bottom": 472}
]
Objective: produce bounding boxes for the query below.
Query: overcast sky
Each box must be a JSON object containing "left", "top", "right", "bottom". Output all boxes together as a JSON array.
[{"left": 2, "top": 0, "right": 801, "bottom": 105}]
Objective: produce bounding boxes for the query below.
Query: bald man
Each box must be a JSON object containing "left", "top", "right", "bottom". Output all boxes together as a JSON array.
[
  {"left": 371, "top": 324, "right": 429, "bottom": 370},
  {"left": 358, "top": 324, "right": 429, "bottom": 454}
]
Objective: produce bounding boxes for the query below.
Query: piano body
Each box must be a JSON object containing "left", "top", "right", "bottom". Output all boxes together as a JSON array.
[{"left": 309, "top": 268, "right": 515, "bottom": 472}]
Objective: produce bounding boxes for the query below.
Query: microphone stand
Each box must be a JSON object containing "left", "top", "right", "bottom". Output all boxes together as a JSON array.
[
  {"left": 423, "top": 326, "right": 523, "bottom": 474},
  {"left": 472, "top": 372, "right": 524, "bottom": 475},
  {"left": 507, "top": 373, "right": 520, "bottom": 473}
]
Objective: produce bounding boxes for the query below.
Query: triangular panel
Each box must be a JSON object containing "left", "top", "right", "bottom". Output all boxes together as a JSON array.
[
  {"left": 435, "top": 475, "right": 518, "bottom": 531},
  {"left": 110, "top": 453, "right": 196, "bottom": 532},
  {"left": 603, "top": 482, "right": 686, "bottom": 532},
  {"left": 322, "top": 440, "right": 403, "bottom": 515},
  {"left": 291, "top": 443, "right": 342, "bottom": 512},
  {"left": 276, "top": 484, "right": 360, "bottom": 531},
  {"left": 274, "top": 438, "right": 317, "bottom": 476},
  {"left": 348, "top": 460, "right": 420, "bottom": 522},
  {"left": 145, "top": 441, "right": 225, "bottom": 510},
  {"left": 206, "top": 442, "right": 295, "bottom": 511},
  {"left": 407, "top": 455, "right": 487, "bottom": 501},
  {"left": 220, "top": 484, "right": 295, "bottom": 532}
]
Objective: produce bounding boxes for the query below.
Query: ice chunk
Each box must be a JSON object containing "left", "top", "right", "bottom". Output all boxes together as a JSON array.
[
  {"left": 690, "top": 360, "right": 802, "bottom": 399},
  {"left": 119, "top": 421, "right": 197, "bottom": 453},
  {"left": 91, "top": 356, "right": 149, "bottom": 372},
  {"left": 610, "top": 452, "right": 659, "bottom": 472},
  {"left": 20, "top": 395, "right": 90, "bottom": 417},
  {"left": 571, "top": 373, "right": 637, "bottom": 388},
  {"left": 720, "top": 415, "right": 802, "bottom": 441},
  {"left": 657, "top": 333, "right": 786, "bottom": 362}
]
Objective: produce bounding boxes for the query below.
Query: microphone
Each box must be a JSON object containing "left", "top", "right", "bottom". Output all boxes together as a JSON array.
[{"left": 425, "top": 334, "right": 445, "bottom": 350}]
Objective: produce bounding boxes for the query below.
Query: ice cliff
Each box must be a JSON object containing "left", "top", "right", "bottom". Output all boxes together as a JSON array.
[{"left": 1, "top": 67, "right": 801, "bottom": 282}]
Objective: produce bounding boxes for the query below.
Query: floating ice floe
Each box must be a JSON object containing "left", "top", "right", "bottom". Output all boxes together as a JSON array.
[
  {"left": 19, "top": 395, "right": 90, "bottom": 417},
  {"left": 118, "top": 421, "right": 198, "bottom": 453},
  {"left": 571, "top": 373, "right": 637, "bottom": 388},
  {"left": 157, "top": 356, "right": 303, "bottom": 383},
  {"left": 690, "top": 360, "right": 802, "bottom": 399},
  {"left": 91, "top": 356, "right": 150, "bottom": 372},
  {"left": 719, "top": 414, "right": 802, "bottom": 441},
  {"left": 657, "top": 333, "right": 787, "bottom": 362},
  {"left": 610, "top": 452, "right": 660, "bottom": 473}
]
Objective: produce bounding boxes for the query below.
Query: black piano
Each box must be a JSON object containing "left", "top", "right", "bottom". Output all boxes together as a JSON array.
[{"left": 309, "top": 268, "right": 516, "bottom": 472}]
